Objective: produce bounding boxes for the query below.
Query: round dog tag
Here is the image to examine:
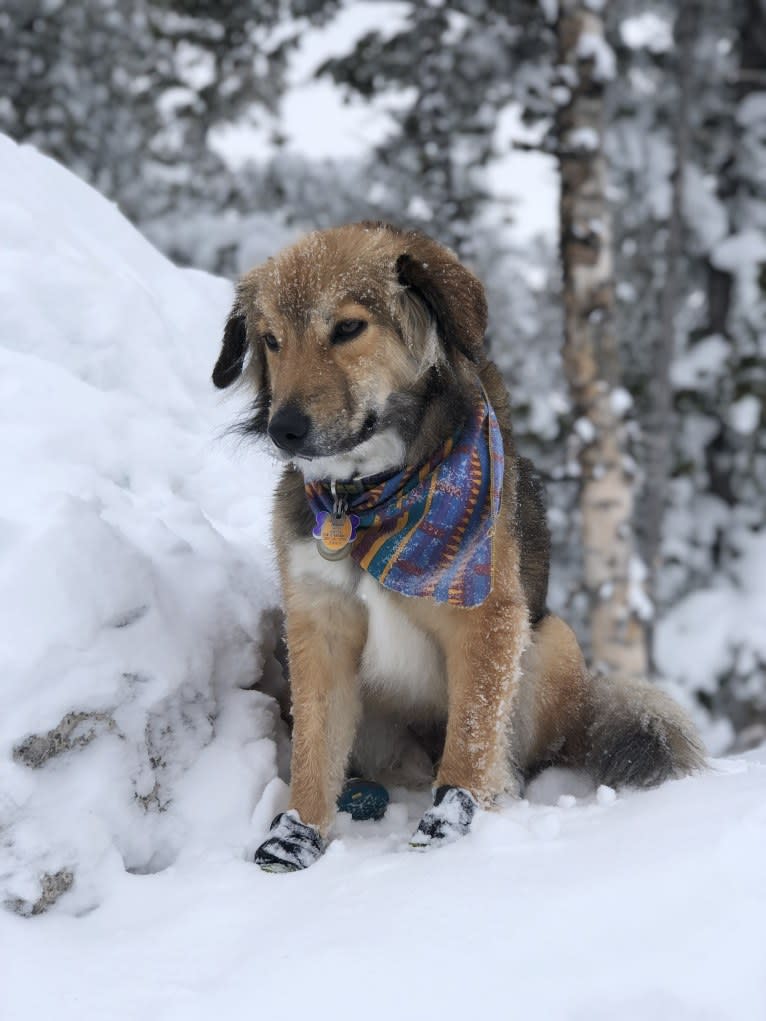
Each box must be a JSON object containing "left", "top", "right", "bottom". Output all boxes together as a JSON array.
[{"left": 313, "top": 511, "right": 359, "bottom": 561}]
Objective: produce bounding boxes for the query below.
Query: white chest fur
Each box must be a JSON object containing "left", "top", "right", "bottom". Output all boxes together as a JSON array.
[{"left": 287, "top": 540, "right": 446, "bottom": 714}]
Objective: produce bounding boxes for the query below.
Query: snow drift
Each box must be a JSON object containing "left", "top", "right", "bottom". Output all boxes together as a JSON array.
[{"left": 0, "top": 134, "right": 283, "bottom": 915}]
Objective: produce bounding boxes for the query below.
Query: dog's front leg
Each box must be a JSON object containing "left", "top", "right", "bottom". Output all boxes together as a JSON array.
[
  {"left": 411, "top": 596, "right": 529, "bottom": 848},
  {"left": 254, "top": 586, "right": 366, "bottom": 873}
]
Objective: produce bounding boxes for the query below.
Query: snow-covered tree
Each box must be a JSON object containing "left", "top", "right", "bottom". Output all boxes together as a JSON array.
[
  {"left": 0, "top": 0, "right": 295, "bottom": 248},
  {"left": 3, "top": 0, "right": 764, "bottom": 744}
]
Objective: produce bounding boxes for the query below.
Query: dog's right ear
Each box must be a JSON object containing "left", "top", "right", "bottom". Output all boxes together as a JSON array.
[{"left": 212, "top": 304, "right": 249, "bottom": 389}]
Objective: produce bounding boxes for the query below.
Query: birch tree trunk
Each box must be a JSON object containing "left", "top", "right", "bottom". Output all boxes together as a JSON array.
[{"left": 556, "top": 0, "right": 648, "bottom": 683}]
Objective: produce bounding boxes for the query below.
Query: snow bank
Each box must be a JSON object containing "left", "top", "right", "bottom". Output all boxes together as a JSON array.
[{"left": 0, "top": 135, "right": 283, "bottom": 915}]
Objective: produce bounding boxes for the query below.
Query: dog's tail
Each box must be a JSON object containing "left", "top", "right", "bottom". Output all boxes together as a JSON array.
[{"left": 583, "top": 673, "right": 705, "bottom": 789}]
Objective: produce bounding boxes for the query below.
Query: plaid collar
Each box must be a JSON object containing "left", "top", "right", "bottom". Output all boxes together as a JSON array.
[{"left": 305, "top": 385, "right": 504, "bottom": 607}]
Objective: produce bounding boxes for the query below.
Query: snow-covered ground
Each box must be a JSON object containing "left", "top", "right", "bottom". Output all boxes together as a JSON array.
[
  {"left": 7, "top": 757, "right": 766, "bottom": 1021},
  {"left": 2, "top": 137, "right": 765, "bottom": 1020}
]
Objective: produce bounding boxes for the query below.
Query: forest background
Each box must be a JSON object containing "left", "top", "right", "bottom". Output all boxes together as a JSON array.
[{"left": 3, "top": 0, "right": 765, "bottom": 751}]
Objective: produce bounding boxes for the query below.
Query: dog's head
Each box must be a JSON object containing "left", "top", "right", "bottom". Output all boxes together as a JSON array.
[{"left": 213, "top": 222, "right": 487, "bottom": 479}]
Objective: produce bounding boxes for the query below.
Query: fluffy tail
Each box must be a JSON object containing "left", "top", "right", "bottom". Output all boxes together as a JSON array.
[{"left": 584, "top": 674, "right": 705, "bottom": 789}]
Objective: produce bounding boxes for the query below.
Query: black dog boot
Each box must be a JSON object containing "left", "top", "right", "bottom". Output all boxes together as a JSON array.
[
  {"left": 254, "top": 810, "right": 325, "bottom": 873},
  {"left": 337, "top": 778, "right": 390, "bottom": 821},
  {"left": 410, "top": 786, "right": 478, "bottom": 849}
]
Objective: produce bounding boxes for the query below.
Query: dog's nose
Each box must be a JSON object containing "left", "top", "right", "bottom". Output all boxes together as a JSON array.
[{"left": 268, "top": 404, "right": 311, "bottom": 453}]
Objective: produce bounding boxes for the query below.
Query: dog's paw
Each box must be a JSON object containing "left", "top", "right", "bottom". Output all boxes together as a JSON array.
[
  {"left": 253, "top": 810, "right": 325, "bottom": 873},
  {"left": 409, "top": 785, "right": 478, "bottom": 849}
]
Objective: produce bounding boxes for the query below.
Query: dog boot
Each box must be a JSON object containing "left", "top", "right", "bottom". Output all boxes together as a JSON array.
[
  {"left": 337, "top": 778, "right": 390, "bottom": 821},
  {"left": 410, "top": 785, "right": 478, "bottom": 849},
  {"left": 254, "top": 810, "right": 325, "bottom": 873}
]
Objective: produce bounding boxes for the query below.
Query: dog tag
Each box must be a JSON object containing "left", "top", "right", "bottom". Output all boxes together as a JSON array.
[{"left": 313, "top": 511, "right": 359, "bottom": 561}]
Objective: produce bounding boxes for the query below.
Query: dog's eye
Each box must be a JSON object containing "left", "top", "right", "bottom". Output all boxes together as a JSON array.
[
  {"left": 331, "top": 319, "right": 367, "bottom": 344},
  {"left": 263, "top": 333, "right": 279, "bottom": 352}
]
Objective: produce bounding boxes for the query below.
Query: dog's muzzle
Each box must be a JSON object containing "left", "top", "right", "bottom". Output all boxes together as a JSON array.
[{"left": 268, "top": 403, "right": 311, "bottom": 454}]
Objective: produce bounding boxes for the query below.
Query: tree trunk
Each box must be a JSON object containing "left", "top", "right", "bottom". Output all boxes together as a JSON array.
[{"left": 556, "top": 0, "right": 648, "bottom": 682}]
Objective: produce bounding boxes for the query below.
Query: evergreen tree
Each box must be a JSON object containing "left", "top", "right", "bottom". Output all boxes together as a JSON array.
[
  {"left": 0, "top": 1, "right": 294, "bottom": 229},
  {"left": 316, "top": 0, "right": 553, "bottom": 254}
]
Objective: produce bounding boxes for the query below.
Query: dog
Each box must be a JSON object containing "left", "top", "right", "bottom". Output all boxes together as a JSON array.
[{"left": 212, "top": 222, "right": 704, "bottom": 872}]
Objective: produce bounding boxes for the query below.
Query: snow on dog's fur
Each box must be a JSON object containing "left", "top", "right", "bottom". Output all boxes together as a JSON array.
[{"left": 213, "top": 222, "right": 704, "bottom": 866}]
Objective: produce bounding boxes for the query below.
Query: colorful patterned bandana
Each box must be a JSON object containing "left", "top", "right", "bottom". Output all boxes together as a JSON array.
[{"left": 305, "top": 386, "right": 504, "bottom": 607}]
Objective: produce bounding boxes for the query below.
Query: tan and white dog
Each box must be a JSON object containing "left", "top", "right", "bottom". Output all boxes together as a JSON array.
[{"left": 212, "top": 222, "right": 703, "bottom": 872}]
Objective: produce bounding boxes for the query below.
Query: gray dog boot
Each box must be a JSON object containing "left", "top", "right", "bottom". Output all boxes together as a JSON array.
[
  {"left": 254, "top": 810, "right": 326, "bottom": 873},
  {"left": 410, "top": 785, "right": 478, "bottom": 849}
]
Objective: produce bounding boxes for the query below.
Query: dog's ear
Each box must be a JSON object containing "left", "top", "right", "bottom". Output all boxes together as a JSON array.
[
  {"left": 395, "top": 236, "right": 487, "bottom": 363},
  {"left": 213, "top": 305, "right": 250, "bottom": 389},
  {"left": 212, "top": 303, "right": 249, "bottom": 389}
]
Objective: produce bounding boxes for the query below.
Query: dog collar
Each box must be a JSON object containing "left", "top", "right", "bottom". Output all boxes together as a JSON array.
[{"left": 305, "top": 385, "right": 504, "bottom": 607}]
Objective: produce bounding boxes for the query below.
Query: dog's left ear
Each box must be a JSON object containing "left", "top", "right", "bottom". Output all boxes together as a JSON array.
[
  {"left": 212, "top": 303, "right": 248, "bottom": 389},
  {"left": 395, "top": 237, "right": 488, "bottom": 363}
]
